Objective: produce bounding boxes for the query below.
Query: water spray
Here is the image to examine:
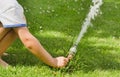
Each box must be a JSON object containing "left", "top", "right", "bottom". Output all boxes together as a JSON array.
[{"left": 67, "top": 0, "right": 103, "bottom": 59}]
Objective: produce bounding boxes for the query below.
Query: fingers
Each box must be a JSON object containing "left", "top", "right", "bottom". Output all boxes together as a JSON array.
[
  {"left": 67, "top": 54, "right": 73, "bottom": 60},
  {"left": 61, "top": 57, "right": 69, "bottom": 67},
  {"left": 63, "top": 58, "right": 69, "bottom": 66},
  {"left": 54, "top": 57, "right": 70, "bottom": 68},
  {"left": 62, "top": 57, "right": 68, "bottom": 62}
]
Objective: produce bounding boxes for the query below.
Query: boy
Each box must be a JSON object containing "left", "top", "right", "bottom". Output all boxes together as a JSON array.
[{"left": 0, "top": 0, "right": 69, "bottom": 68}]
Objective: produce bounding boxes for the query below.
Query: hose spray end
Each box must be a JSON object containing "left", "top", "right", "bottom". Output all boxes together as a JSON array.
[{"left": 67, "top": 45, "right": 77, "bottom": 60}]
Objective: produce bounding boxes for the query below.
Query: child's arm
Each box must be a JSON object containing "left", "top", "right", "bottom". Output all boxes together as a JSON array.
[{"left": 14, "top": 27, "right": 69, "bottom": 68}]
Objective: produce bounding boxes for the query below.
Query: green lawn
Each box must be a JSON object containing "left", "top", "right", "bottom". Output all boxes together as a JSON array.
[{"left": 1, "top": 0, "right": 120, "bottom": 77}]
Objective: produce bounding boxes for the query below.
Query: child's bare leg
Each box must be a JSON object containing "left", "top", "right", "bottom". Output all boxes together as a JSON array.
[
  {"left": 0, "top": 23, "right": 18, "bottom": 67},
  {"left": 0, "top": 24, "right": 11, "bottom": 40},
  {"left": 0, "top": 30, "right": 17, "bottom": 67},
  {"left": 0, "top": 30, "right": 18, "bottom": 55},
  {"left": 0, "top": 23, "right": 10, "bottom": 56},
  {"left": 13, "top": 27, "right": 69, "bottom": 68},
  {"left": 0, "top": 59, "right": 9, "bottom": 67},
  {"left": 0, "top": 23, "right": 18, "bottom": 55}
]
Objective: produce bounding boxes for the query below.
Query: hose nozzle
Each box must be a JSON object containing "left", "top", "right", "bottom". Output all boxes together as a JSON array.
[{"left": 67, "top": 45, "right": 77, "bottom": 60}]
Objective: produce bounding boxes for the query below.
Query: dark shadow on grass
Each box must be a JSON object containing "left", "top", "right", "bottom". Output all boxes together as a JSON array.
[{"left": 2, "top": 50, "right": 42, "bottom": 66}]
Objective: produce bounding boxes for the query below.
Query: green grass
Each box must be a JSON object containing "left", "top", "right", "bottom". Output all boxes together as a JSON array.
[{"left": 1, "top": 0, "right": 120, "bottom": 77}]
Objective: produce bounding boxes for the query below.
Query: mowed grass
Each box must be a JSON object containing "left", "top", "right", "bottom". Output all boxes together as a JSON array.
[{"left": 1, "top": 0, "right": 120, "bottom": 77}]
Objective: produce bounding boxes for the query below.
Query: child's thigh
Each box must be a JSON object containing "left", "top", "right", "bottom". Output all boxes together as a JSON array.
[{"left": 0, "top": 23, "right": 11, "bottom": 40}]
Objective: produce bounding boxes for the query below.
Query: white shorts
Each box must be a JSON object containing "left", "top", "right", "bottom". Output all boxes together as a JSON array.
[{"left": 0, "top": 0, "right": 27, "bottom": 28}]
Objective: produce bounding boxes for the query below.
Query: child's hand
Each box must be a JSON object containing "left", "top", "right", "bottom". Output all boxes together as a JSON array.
[{"left": 54, "top": 57, "right": 69, "bottom": 68}]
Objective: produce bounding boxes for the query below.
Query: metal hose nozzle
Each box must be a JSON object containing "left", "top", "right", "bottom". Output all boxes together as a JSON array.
[{"left": 67, "top": 45, "right": 77, "bottom": 60}]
